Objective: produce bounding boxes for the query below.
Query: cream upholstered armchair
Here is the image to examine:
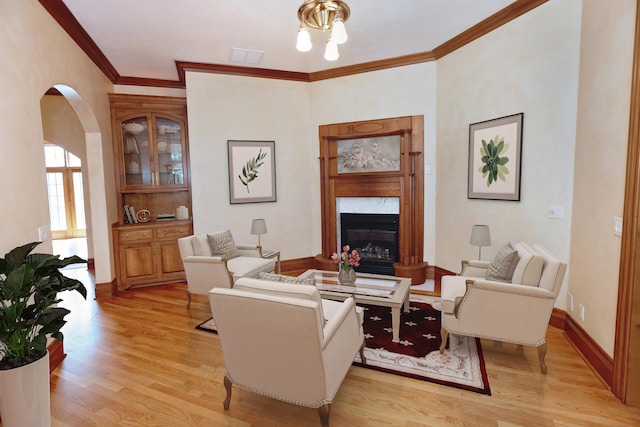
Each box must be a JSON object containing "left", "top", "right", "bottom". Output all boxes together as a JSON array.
[
  {"left": 439, "top": 243, "right": 567, "bottom": 374},
  {"left": 177, "top": 230, "right": 275, "bottom": 308},
  {"left": 209, "top": 277, "right": 365, "bottom": 427}
]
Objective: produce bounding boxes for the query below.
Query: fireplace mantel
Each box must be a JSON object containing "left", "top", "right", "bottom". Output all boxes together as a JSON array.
[{"left": 316, "top": 115, "right": 427, "bottom": 284}]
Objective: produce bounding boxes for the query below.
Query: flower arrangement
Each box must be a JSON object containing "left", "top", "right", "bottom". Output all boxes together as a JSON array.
[{"left": 331, "top": 245, "right": 361, "bottom": 271}]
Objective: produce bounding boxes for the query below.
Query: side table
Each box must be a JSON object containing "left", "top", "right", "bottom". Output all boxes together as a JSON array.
[{"left": 261, "top": 249, "right": 281, "bottom": 274}]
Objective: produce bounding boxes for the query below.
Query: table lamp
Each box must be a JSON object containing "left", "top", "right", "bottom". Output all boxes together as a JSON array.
[
  {"left": 470, "top": 224, "right": 491, "bottom": 260},
  {"left": 251, "top": 219, "right": 267, "bottom": 251}
]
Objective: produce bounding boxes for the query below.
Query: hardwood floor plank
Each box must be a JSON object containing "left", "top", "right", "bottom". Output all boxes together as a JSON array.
[{"left": 43, "top": 272, "right": 640, "bottom": 427}]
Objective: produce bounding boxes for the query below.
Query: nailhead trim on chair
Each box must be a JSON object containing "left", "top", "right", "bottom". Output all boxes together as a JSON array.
[{"left": 225, "top": 372, "right": 333, "bottom": 409}]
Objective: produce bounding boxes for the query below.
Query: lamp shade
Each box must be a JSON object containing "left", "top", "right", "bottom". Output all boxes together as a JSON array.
[
  {"left": 470, "top": 225, "right": 491, "bottom": 247},
  {"left": 251, "top": 219, "right": 267, "bottom": 235}
]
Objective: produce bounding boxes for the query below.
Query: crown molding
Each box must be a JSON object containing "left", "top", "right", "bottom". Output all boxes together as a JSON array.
[
  {"left": 39, "top": 0, "right": 547, "bottom": 89},
  {"left": 176, "top": 62, "right": 310, "bottom": 83},
  {"left": 432, "top": 0, "right": 548, "bottom": 58},
  {"left": 38, "top": 0, "right": 120, "bottom": 82}
]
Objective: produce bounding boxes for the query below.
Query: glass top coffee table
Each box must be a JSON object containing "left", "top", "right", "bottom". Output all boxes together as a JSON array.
[{"left": 298, "top": 269, "right": 411, "bottom": 343}]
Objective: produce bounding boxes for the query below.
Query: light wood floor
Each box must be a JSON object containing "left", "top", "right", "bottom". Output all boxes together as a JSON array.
[{"left": 46, "top": 270, "right": 640, "bottom": 427}]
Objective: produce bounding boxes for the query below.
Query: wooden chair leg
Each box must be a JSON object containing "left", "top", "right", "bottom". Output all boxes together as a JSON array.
[
  {"left": 318, "top": 403, "right": 331, "bottom": 427},
  {"left": 537, "top": 343, "right": 548, "bottom": 374},
  {"left": 359, "top": 343, "right": 366, "bottom": 365},
  {"left": 186, "top": 290, "right": 192, "bottom": 309},
  {"left": 223, "top": 375, "right": 232, "bottom": 410},
  {"left": 439, "top": 327, "right": 448, "bottom": 353}
]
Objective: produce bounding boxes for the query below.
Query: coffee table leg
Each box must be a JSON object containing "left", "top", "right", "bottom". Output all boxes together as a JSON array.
[
  {"left": 392, "top": 306, "right": 400, "bottom": 342},
  {"left": 403, "top": 293, "right": 410, "bottom": 312}
]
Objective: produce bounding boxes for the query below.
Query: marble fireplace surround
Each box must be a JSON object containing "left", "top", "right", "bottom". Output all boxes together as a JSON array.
[{"left": 315, "top": 115, "right": 427, "bottom": 285}]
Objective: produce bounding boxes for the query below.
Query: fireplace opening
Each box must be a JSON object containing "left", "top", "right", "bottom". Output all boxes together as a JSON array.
[{"left": 340, "top": 213, "right": 399, "bottom": 276}]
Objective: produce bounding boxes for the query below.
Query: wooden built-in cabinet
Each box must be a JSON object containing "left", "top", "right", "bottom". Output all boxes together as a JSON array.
[
  {"left": 112, "top": 221, "right": 190, "bottom": 289},
  {"left": 110, "top": 94, "right": 193, "bottom": 291}
]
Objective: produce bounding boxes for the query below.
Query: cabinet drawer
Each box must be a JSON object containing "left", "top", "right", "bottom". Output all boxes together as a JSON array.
[
  {"left": 118, "top": 228, "right": 154, "bottom": 242},
  {"left": 155, "top": 225, "right": 190, "bottom": 240}
]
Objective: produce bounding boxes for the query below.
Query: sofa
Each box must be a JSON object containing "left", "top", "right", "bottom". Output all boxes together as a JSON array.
[
  {"left": 177, "top": 231, "right": 275, "bottom": 308},
  {"left": 439, "top": 242, "right": 567, "bottom": 373},
  {"left": 209, "top": 277, "right": 365, "bottom": 427}
]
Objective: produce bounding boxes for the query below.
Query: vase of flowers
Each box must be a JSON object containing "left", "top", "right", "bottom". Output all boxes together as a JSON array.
[{"left": 332, "top": 245, "right": 361, "bottom": 285}]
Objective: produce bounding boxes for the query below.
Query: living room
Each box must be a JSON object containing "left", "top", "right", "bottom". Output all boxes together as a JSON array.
[{"left": 2, "top": 0, "right": 640, "bottom": 424}]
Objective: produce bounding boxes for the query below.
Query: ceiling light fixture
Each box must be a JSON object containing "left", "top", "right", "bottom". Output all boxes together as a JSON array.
[{"left": 296, "top": 0, "right": 350, "bottom": 61}]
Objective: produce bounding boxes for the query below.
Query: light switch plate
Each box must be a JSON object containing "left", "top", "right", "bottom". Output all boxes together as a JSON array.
[
  {"left": 549, "top": 205, "right": 564, "bottom": 219},
  {"left": 614, "top": 216, "right": 623, "bottom": 236}
]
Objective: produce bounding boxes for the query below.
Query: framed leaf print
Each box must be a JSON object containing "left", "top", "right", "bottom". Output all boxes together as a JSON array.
[
  {"left": 468, "top": 113, "right": 523, "bottom": 201},
  {"left": 228, "top": 140, "right": 276, "bottom": 204}
]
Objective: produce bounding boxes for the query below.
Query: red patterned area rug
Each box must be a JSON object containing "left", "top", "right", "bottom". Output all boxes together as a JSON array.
[
  {"left": 354, "top": 295, "right": 491, "bottom": 395},
  {"left": 196, "top": 295, "right": 490, "bottom": 395}
]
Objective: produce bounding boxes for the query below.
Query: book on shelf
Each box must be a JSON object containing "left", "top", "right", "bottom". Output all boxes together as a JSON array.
[
  {"left": 122, "top": 205, "right": 130, "bottom": 224},
  {"left": 123, "top": 205, "right": 137, "bottom": 224},
  {"left": 156, "top": 213, "right": 176, "bottom": 221},
  {"left": 128, "top": 205, "right": 138, "bottom": 223}
]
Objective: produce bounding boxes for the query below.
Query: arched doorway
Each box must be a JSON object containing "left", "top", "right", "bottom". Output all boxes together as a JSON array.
[{"left": 40, "top": 85, "right": 112, "bottom": 289}]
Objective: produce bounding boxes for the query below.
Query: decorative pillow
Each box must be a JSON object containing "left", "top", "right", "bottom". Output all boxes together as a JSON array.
[
  {"left": 258, "top": 271, "right": 315, "bottom": 286},
  {"left": 207, "top": 230, "right": 241, "bottom": 260},
  {"left": 486, "top": 243, "right": 520, "bottom": 283}
]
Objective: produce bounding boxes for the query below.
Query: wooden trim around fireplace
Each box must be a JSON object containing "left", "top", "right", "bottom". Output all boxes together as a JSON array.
[{"left": 318, "top": 116, "right": 427, "bottom": 284}]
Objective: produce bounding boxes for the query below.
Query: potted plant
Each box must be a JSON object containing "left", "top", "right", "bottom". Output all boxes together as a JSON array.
[{"left": 0, "top": 241, "right": 87, "bottom": 426}]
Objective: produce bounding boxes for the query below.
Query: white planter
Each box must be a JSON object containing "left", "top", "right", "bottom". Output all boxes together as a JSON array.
[{"left": 0, "top": 351, "right": 51, "bottom": 427}]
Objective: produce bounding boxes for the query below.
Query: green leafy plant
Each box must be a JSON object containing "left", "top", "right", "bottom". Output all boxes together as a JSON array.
[
  {"left": 0, "top": 242, "right": 87, "bottom": 370},
  {"left": 479, "top": 134, "right": 510, "bottom": 186},
  {"left": 238, "top": 149, "right": 267, "bottom": 193}
]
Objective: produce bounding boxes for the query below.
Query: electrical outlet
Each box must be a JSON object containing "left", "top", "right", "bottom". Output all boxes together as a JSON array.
[
  {"left": 579, "top": 304, "right": 585, "bottom": 321},
  {"left": 568, "top": 293, "right": 574, "bottom": 311}
]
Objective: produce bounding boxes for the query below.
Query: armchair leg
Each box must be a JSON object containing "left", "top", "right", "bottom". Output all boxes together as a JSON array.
[
  {"left": 439, "top": 327, "right": 448, "bottom": 353},
  {"left": 223, "top": 375, "right": 232, "bottom": 410},
  {"left": 537, "top": 343, "right": 548, "bottom": 374},
  {"left": 186, "top": 290, "right": 192, "bottom": 309},
  {"left": 359, "top": 343, "right": 366, "bottom": 365},
  {"left": 318, "top": 403, "right": 331, "bottom": 427}
]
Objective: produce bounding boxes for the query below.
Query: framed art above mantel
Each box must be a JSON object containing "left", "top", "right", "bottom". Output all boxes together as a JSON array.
[{"left": 468, "top": 113, "right": 523, "bottom": 201}]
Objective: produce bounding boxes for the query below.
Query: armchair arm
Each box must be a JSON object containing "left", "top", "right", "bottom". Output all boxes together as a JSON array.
[
  {"left": 236, "top": 245, "right": 262, "bottom": 257},
  {"left": 451, "top": 278, "right": 557, "bottom": 346},
  {"left": 320, "top": 297, "right": 363, "bottom": 400},
  {"left": 460, "top": 260, "right": 490, "bottom": 277},
  {"left": 182, "top": 255, "right": 226, "bottom": 264},
  {"left": 321, "top": 297, "right": 358, "bottom": 350},
  {"left": 182, "top": 256, "right": 233, "bottom": 294}
]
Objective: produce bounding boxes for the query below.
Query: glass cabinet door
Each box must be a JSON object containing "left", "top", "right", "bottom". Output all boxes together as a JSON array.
[
  {"left": 155, "top": 116, "right": 186, "bottom": 186},
  {"left": 122, "top": 117, "right": 153, "bottom": 187}
]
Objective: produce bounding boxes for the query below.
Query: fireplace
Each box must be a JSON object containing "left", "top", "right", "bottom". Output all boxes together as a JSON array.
[
  {"left": 318, "top": 115, "right": 427, "bottom": 285},
  {"left": 340, "top": 213, "right": 399, "bottom": 275}
]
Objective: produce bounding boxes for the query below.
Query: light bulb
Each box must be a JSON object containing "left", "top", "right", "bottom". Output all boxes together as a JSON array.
[
  {"left": 331, "top": 18, "right": 348, "bottom": 44},
  {"left": 296, "top": 26, "right": 312, "bottom": 52},
  {"left": 324, "top": 39, "right": 339, "bottom": 61}
]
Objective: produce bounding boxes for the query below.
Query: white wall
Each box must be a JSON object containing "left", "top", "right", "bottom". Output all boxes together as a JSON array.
[
  {"left": 309, "top": 63, "right": 438, "bottom": 261},
  {"left": 436, "top": 0, "right": 583, "bottom": 310},
  {"left": 185, "top": 72, "right": 314, "bottom": 258},
  {"left": 0, "top": 0, "right": 115, "bottom": 281},
  {"left": 185, "top": 63, "right": 438, "bottom": 261},
  {"left": 569, "top": 0, "right": 635, "bottom": 356}
]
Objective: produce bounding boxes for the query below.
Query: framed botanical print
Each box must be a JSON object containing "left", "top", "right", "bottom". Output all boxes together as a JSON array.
[
  {"left": 468, "top": 113, "right": 523, "bottom": 201},
  {"left": 228, "top": 140, "right": 276, "bottom": 204}
]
